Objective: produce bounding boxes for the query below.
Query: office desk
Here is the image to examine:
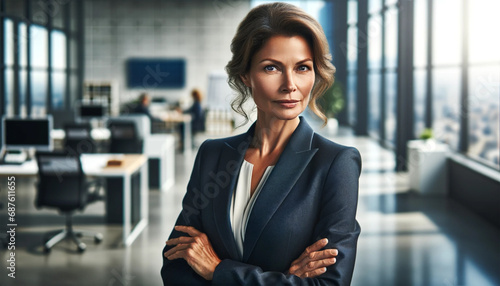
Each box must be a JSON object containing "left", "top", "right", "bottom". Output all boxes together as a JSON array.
[
  {"left": 52, "top": 128, "right": 176, "bottom": 190},
  {"left": 145, "top": 134, "right": 175, "bottom": 192},
  {"left": 0, "top": 154, "right": 148, "bottom": 246},
  {"left": 156, "top": 112, "right": 192, "bottom": 156}
]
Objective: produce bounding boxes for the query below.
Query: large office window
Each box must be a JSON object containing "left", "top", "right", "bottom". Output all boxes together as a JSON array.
[
  {"left": 384, "top": 6, "right": 397, "bottom": 145},
  {"left": 51, "top": 31, "right": 67, "bottom": 109},
  {"left": 4, "top": 18, "right": 15, "bottom": 116},
  {"left": 412, "top": 0, "right": 499, "bottom": 169},
  {"left": 466, "top": 0, "right": 500, "bottom": 168},
  {"left": 413, "top": 0, "right": 427, "bottom": 138},
  {"left": 385, "top": 72, "right": 396, "bottom": 144},
  {"left": 432, "top": 68, "right": 461, "bottom": 149},
  {"left": 347, "top": 0, "right": 357, "bottom": 126},
  {"left": 346, "top": 0, "right": 499, "bottom": 170},
  {"left": 1, "top": 0, "right": 83, "bottom": 124},
  {"left": 30, "top": 25, "right": 48, "bottom": 116},
  {"left": 367, "top": 13, "right": 382, "bottom": 139},
  {"left": 413, "top": 69, "right": 426, "bottom": 137},
  {"left": 368, "top": 72, "right": 381, "bottom": 137},
  {"left": 432, "top": 1, "right": 461, "bottom": 150},
  {"left": 364, "top": 0, "right": 399, "bottom": 146},
  {"left": 19, "top": 22, "right": 28, "bottom": 117}
]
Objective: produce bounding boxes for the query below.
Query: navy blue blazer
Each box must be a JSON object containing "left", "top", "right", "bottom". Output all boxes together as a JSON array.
[{"left": 161, "top": 117, "right": 361, "bottom": 285}]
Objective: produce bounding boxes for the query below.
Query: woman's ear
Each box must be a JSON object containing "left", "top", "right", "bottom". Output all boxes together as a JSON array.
[{"left": 240, "top": 74, "right": 251, "bottom": 87}]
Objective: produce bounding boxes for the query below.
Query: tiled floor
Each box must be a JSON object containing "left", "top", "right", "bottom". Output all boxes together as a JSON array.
[{"left": 1, "top": 127, "right": 499, "bottom": 286}]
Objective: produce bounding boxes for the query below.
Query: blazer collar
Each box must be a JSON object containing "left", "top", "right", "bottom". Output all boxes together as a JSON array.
[{"left": 212, "top": 117, "right": 318, "bottom": 261}]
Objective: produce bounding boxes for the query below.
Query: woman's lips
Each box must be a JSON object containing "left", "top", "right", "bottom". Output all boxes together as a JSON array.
[{"left": 274, "top": 100, "right": 299, "bottom": 108}]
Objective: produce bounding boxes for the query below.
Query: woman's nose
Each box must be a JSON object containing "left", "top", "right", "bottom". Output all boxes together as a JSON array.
[{"left": 281, "top": 71, "right": 297, "bottom": 93}]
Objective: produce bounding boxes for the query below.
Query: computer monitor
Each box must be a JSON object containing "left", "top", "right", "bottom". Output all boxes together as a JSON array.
[
  {"left": 2, "top": 116, "right": 53, "bottom": 151},
  {"left": 78, "top": 104, "right": 106, "bottom": 119}
]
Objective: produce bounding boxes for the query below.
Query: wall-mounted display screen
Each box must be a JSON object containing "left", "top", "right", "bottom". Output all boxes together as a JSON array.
[{"left": 127, "top": 58, "right": 186, "bottom": 89}]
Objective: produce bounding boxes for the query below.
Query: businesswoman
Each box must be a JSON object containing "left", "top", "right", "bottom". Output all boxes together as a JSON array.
[{"left": 161, "top": 3, "right": 361, "bottom": 285}]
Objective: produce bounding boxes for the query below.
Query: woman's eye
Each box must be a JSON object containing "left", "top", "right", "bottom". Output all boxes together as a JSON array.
[
  {"left": 264, "top": 65, "right": 278, "bottom": 72},
  {"left": 297, "top": 65, "right": 310, "bottom": 72}
]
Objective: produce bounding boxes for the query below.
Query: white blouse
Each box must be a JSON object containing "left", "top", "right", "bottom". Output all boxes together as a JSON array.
[{"left": 230, "top": 160, "right": 275, "bottom": 257}]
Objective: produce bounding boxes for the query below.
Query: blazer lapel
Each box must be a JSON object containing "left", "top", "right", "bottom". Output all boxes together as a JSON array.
[
  {"left": 212, "top": 127, "right": 254, "bottom": 260},
  {"left": 242, "top": 118, "right": 318, "bottom": 262}
]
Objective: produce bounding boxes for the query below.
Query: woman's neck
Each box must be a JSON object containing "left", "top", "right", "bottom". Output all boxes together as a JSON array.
[{"left": 251, "top": 113, "right": 300, "bottom": 157}]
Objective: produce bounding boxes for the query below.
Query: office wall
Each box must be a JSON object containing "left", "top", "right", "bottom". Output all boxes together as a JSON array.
[{"left": 84, "top": 0, "right": 250, "bottom": 107}]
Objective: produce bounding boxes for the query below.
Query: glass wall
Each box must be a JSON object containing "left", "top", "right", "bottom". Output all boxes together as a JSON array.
[
  {"left": 19, "top": 22, "right": 28, "bottom": 116},
  {"left": 384, "top": 5, "right": 397, "bottom": 146},
  {"left": 466, "top": 0, "right": 500, "bottom": 168},
  {"left": 4, "top": 18, "right": 14, "bottom": 116},
  {"left": 367, "top": 11, "right": 382, "bottom": 139},
  {"left": 431, "top": 1, "right": 462, "bottom": 149},
  {"left": 30, "top": 25, "right": 49, "bottom": 116},
  {"left": 413, "top": 0, "right": 427, "bottom": 138},
  {"left": 1, "top": 0, "right": 82, "bottom": 123},
  {"left": 347, "top": 0, "right": 358, "bottom": 126},
  {"left": 364, "top": 0, "right": 398, "bottom": 146},
  {"left": 342, "top": 0, "right": 499, "bottom": 170},
  {"left": 432, "top": 68, "right": 461, "bottom": 149},
  {"left": 51, "top": 30, "right": 67, "bottom": 109},
  {"left": 412, "top": 0, "right": 499, "bottom": 169}
]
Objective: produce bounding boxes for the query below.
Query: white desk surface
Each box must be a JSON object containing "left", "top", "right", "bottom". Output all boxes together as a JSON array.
[{"left": 0, "top": 154, "right": 147, "bottom": 177}]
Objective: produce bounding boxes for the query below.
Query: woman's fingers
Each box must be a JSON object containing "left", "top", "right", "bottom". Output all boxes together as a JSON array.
[
  {"left": 306, "top": 238, "right": 329, "bottom": 253},
  {"left": 302, "top": 267, "right": 327, "bottom": 278},
  {"left": 288, "top": 238, "right": 338, "bottom": 278},
  {"left": 289, "top": 249, "right": 337, "bottom": 275},
  {"left": 292, "top": 238, "right": 330, "bottom": 266},
  {"left": 175, "top": 225, "right": 202, "bottom": 236},
  {"left": 166, "top": 236, "right": 195, "bottom": 246},
  {"left": 304, "top": 255, "right": 337, "bottom": 270},
  {"left": 164, "top": 243, "right": 190, "bottom": 258},
  {"left": 303, "top": 238, "right": 328, "bottom": 258},
  {"left": 290, "top": 238, "right": 328, "bottom": 266},
  {"left": 163, "top": 226, "right": 222, "bottom": 280}
]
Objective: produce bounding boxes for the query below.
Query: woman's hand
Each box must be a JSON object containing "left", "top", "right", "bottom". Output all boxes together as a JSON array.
[
  {"left": 288, "top": 238, "right": 338, "bottom": 278},
  {"left": 164, "top": 225, "right": 221, "bottom": 281}
]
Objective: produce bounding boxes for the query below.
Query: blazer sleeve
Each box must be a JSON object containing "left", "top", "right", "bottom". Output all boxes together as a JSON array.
[
  {"left": 160, "top": 141, "right": 211, "bottom": 286},
  {"left": 212, "top": 147, "right": 362, "bottom": 286}
]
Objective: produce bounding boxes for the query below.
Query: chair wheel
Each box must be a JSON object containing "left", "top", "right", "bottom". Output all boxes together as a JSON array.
[
  {"left": 94, "top": 234, "right": 103, "bottom": 244},
  {"left": 43, "top": 246, "right": 51, "bottom": 253},
  {"left": 77, "top": 243, "right": 86, "bottom": 253}
]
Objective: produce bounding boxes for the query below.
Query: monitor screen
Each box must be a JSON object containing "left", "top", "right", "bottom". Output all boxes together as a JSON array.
[
  {"left": 2, "top": 116, "right": 53, "bottom": 151},
  {"left": 79, "top": 105, "right": 106, "bottom": 118}
]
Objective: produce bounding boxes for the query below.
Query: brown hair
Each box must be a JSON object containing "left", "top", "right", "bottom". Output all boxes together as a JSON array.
[
  {"left": 226, "top": 2, "right": 335, "bottom": 125},
  {"left": 191, "top": 88, "right": 203, "bottom": 102},
  {"left": 139, "top": 93, "right": 150, "bottom": 104}
]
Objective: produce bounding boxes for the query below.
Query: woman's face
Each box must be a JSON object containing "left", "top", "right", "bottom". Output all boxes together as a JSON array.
[{"left": 241, "top": 35, "right": 315, "bottom": 122}]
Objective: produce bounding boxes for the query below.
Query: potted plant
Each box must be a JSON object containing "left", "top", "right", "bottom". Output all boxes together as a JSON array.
[
  {"left": 419, "top": 128, "right": 433, "bottom": 140},
  {"left": 319, "top": 81, "right": 345, "bottom": 134}
]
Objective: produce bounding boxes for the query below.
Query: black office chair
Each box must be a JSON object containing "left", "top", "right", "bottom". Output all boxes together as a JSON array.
[
  {"left": 35, "top": 151, "right": 103, "bottom": 253},
  {"left": 107, "top": 120, "right": 143, "bottom": 153},
  {"left": 63, "top": 123, "right": 97, "bottom": 154}
]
